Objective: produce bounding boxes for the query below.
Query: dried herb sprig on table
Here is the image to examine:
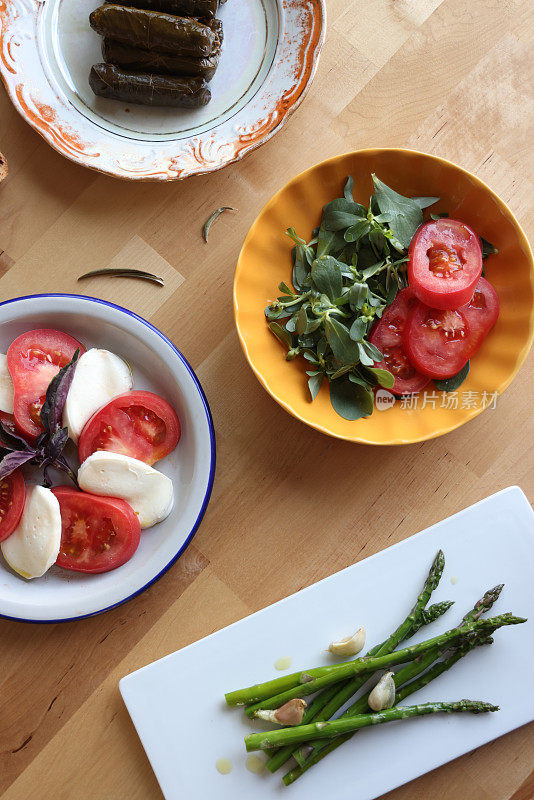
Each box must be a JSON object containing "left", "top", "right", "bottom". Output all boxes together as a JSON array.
[
  {"left": 0, "top": 351, "right": 80, "bottom": 486},
  {"left": 203, "top": 206, "right": 237, "bottom": 242},
  {"left": 265, "top": 175, "right": 439, "bottom": 421}
]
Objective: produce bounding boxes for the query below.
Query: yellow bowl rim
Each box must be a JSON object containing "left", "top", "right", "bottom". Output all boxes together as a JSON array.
[{"left": 233, "top": 147, "right": 534, "bottom": 445}]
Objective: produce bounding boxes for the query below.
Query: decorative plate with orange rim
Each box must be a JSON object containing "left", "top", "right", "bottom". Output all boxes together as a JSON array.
[
  {"left": 234, "top": 149, "right": 534, "bottom": 445},
  {"left": 0, "top": 0, "right": 325, "bottom": 180}
]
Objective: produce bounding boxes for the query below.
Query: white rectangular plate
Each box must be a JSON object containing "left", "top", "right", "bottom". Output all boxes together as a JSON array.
[{"left": 120, "top": 487, "right": 534, "bottom": 800}]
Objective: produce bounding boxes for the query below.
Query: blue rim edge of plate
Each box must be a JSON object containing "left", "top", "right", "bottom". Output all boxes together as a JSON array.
[{"left": 0, "top": 293, "right": 216, "bottom": 625}]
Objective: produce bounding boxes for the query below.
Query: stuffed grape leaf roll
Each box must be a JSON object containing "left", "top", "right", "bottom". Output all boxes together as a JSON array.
[
  {"left": 89, "top": 5, "right": 216, "bottom": 57},
  {"left": 89, "top": 63, "right": 211, "bottom": 106},
  {"left": 102, "top": 38, "right": 221, "bottom": 81}
]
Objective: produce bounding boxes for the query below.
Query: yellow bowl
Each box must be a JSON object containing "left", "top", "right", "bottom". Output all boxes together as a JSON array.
[{"left": 233, "top": 148, "right": 534, "bottom": 444}]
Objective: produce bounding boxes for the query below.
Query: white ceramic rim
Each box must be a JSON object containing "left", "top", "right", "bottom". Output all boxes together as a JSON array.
[{"left": 0, "top": 0, "right": 326, "bottom": 180}]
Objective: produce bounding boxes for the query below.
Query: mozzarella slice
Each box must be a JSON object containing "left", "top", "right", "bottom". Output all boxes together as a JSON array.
[
  {"left": 63, "top": 348, "right": 132, "bottom": 443},
  {"left": 0, "top": 353, "right": 14, "bottom": 414},
  {"left": 78, "top": 451, "right": 174, "bottom": 528},
  {"left": 1, "top": 485, "right": 61, "bottom": 579}
]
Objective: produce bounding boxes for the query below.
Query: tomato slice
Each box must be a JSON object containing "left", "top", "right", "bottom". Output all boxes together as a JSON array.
[
  {"left": 7, "top": 329, "right": 86, "bottom": 441},
  {"left": 52, "top": 486, "right": 141, "bottom": 573},
  {"left": 408, "top": 219, "right": 483, "bottom": 310},
  {"left": 460, "top": 276, "right": 500, "bottom": 350},
  {"left": 78, "top": 390, "right": 181, "bottom": 465},
  {"left": 404, "top": 277, "right": 499, "bottom": 379},
  {"left": 368, "top": 288, "right": 431, "bottom": 396},
  {"left": 0, "top": 469, "right": 25, "bottom": 543}
]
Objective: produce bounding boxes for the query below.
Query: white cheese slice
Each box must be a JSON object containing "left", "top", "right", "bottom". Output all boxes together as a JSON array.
[
  {"left": 1, "top": 485, "right": 61, "bottom": 579},
  {"left": 77, "top": 451, "right": 174, "bottom": 528},
  {"left": 63, "top": 348, "right": 132, "bottom": 443}
]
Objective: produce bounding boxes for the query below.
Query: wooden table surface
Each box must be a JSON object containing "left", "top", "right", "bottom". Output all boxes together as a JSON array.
[{"left": 1, "top": 0, "right": 533, "bottom": 797}]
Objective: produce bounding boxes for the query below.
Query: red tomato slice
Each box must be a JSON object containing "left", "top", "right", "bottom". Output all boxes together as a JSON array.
[
  {"left": 460, "top": 276, "right": 500, "bottom": 350},
  {"left": 408, "top": 219, "right": 483, "bottom": 310},
  {"left": 368, "top": 288, "right": 431, "bottom": 396},
  {"left": 7, "top": 329, "right": 86, "bottom": 441},
  {"left": 0, "top": 469, "right": 26, "bottom": 543},
  {"left": 78, "top": 390, "right": 181, "bottom": 465},
  {"left": 404, "top": 277, "right": 499, "bottom": 379},
  {"left": 52, "top": 486, "right": 141, "bottom": 573}
]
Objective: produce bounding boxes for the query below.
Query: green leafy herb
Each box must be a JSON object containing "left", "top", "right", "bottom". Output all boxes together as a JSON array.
[
  {"left": 307, "top": 372, "right": 324, "bottom": 400},
  {"left": 372, "top": 174, "right": 425, "bottom": 249},
  {"left": 330, "top": 378, "right": 374, "bottom": 421},
  {"left": 269, "top": 322, "right": 293, "bottom": 349},
  {"left": 481, "top": 236, "right": 498, "bottom": 259},
  {"left": 364, "top": 367, "right": 395, "bottom": 389},
  {"left": 311, "top": 256, "right": 343, "bottom": 301},
  {"left": 411, "top": 196, "right": 440, "bottom": 210},
  {"left": 434, "top": 362, "right": 470, "bottom": 392}
]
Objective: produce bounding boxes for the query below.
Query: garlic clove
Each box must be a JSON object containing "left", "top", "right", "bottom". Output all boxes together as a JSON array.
[
  {"left": 255, "top": 698, "right": 307, "bottom": 726},
  {"left": 328, "top": 626, "right": 366, "bottom": 657},
  {"left": 368, "top": 671, "right": 396, "bottom": 712}
]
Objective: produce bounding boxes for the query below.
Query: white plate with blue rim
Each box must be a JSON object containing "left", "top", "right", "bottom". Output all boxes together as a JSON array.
[
  {"left": 120, "top": 487, "right": 534, "bottom": 800},
  {"left": 0, "top": 294, "right": 215, "bottom": 623}
]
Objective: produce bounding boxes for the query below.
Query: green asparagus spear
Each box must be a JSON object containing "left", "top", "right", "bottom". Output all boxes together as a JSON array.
[
  {"left": 291, "top": 584, "right": 503, "bottom": 766},
  {"left": 265, "top": 599, "right": 452, "bottom": 772},
  {"left": 245, "top": 700, "right": 499, "bottom": 752},
  {"left": 282, "top": 636, "right": 492, "bottom": 786},
  {"left": 233, "top": 614, "right": 524, "bottom": 712},
  {"left": 461, "top": 584, "right": 504, "bottom": 623},
  {"left": 410, "top": 600, "right": 455, "bottom": 634},
  {"left": 281, "top": 600, "right": 453, "bottom": 770}
]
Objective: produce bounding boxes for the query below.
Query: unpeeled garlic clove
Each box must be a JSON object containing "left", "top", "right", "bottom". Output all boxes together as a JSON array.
[
  {"left": 328, "top": 627, "right": 366, "bottom": 657},
  {"left": 255, "top": 698, "right": 307, "bottom": 726},
  {"left": 368, "top": 671, "right": 396, "bottom": 712}
]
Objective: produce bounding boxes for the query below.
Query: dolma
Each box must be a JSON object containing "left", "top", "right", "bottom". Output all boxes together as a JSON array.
[
  {"left": 89, "top": 5, "right": 216, "bottom": 56},
  {"left": 103, "top": 38, "right": 221, "bottom": 81},
  {"left": 105, "top": 0, "right": 222, "bottom": 19},
  {"left": 89, "top": 63, "right": 211, "bottom": 107}
]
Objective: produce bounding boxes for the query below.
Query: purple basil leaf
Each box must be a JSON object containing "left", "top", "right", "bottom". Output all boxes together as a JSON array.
[
  {"left": 0, "top": 450, "right": 35, "bottom": 480},
  {"left": 53, "top": 454, "right": 79, "bottom": 487},
  {"left": 35, "top": 431, "right": 48, "bottom": 448},
  {"left": 46, "top": 427, "right": 69, "bottom": 462},
  {"left": 40, "top": 348, "right": 81, "bottom": 435},
  {"left": 0, "top": 419, "right": 34, "bottom": 452}
]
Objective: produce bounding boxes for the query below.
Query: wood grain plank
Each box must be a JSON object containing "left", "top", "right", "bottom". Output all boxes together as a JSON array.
[
  {"left": 0, "top": 546, "right": 208, "bottom": 793},
  {"left": 1, "top": 570, "right": 249, "bottom": 800},
  {"left": 0, "top": 0, "right": 532, "bottom": 797}
]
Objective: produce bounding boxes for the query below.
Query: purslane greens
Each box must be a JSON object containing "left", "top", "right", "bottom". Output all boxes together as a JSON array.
[
  {"left": 265, "top": 175, "right": 439, "bottom": 421},
  {"left": 265, "top": 176, "right": 497, "bottom": 420}
]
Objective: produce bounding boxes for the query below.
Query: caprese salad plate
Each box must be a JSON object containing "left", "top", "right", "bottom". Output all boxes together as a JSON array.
[
  {"left": 0, "top": 0, "right": 325, "bottom": 180},
  {"left": 0, "top": 294, "right": 215, "bottom": 623},
  {"left": 234, "top": 148, "right": 534, "bottom": 444}
]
